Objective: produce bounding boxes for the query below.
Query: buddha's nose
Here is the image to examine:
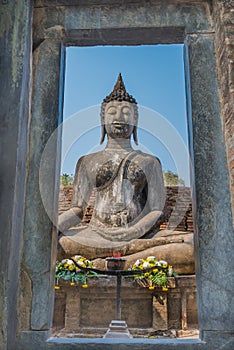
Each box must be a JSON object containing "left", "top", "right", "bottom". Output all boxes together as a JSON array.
[
  {"left": 119, "top": 110, "right": 127, "bottom": 122},
  {"left": 116, "top": 109, "right": 122, "bottom": 121}
]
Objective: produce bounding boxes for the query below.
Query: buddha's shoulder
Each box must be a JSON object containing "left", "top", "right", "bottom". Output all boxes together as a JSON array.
[
  {"left": 76, "top": 151, "right": 106, "bottom": 165},
  {"left": 134, "top": 151, "right": 162, "bottom": 166}
]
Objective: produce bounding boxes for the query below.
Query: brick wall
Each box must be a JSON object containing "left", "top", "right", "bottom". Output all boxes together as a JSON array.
[
  {"left": 58, "top": 186, "right": 73, "bottom": 215},
  {"left": 58, "top": 186, "right": 193, "bottom": 232},
  {"left": 213, "top": 0, "right": 234, "bottom": 222}
]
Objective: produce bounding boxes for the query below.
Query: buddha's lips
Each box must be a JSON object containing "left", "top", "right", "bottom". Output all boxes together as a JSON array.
[{"left": 112, "top": 122, "right": 129, "bottom": 129}]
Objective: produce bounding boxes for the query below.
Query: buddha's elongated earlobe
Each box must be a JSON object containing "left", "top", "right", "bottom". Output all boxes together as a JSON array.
[
  {"left": 100, "top": 125, "right": 107, "bottom": 144},
  {"left": 133, "top": 126, "right": 138, "bottom": 145}
]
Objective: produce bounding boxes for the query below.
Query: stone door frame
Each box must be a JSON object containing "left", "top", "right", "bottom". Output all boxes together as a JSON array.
[{"left": 15, "top": 1, "right": 233, "bottom": 349}]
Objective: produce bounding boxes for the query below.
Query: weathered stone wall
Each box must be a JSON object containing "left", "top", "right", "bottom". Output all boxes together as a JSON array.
[
  {"left": 58, "top": 186, "right": 194, "bottom": 232},
  {"left": 0, "top": 1, "right": 32, "bottom": 349},
  {"left": 213, "top": 0, "right": 234, "bottom": 222}
]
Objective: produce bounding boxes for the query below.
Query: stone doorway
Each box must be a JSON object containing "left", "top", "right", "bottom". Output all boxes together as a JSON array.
[
  {"left": 53, "top": 43, "right": 198, "bottom": 338},
  {"left": 1, "top": 1, "right": 233, "bottom": 349}
]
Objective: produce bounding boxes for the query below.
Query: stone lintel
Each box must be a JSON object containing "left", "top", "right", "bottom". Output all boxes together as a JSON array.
[
  {"left": 64, "top": 27, "right": 185, "bottom": 46},
  {"left": 34, "top": 0, "right": 212, "bottom": 7},
  {"left": 33, "top": 1, "right": 212, "bottom": 46}
]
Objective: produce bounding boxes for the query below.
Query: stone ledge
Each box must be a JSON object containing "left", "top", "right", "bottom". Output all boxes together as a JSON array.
[{"left": 55, "top": 275, "right": 177, "bottom": 288}]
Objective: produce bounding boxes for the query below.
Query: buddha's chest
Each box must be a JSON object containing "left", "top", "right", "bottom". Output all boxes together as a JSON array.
[{"left": 95, "top": 158, "right": 146, "bottom": 189}]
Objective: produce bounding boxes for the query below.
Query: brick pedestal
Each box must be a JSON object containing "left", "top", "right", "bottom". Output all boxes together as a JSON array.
[{"left": 53, "top": 275, "right": 198, "bottom": 337}]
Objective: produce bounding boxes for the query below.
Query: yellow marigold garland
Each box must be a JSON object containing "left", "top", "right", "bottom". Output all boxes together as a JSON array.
[
  {"left": 55, "top": 255, "right": 97, "bottom": 289},
  {"left": 129, "top": 256, "right": 177, "bottom": 291}
]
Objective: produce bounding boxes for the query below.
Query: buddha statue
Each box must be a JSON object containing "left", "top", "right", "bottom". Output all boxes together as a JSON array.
[{"left": 58, "top": 74, "right": 194, "bottom": 274}]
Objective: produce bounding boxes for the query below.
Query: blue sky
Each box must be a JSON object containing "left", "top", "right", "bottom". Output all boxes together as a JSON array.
[{"left": 62, "top": 45, "right": 190, "bottom": 185}]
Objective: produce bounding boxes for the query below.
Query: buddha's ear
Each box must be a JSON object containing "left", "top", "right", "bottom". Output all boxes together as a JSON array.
[
  {"left": 133, "top": 126, "right": 138, "bottom": 145},
  {"left": 100, "top": 125, "right": 107, "bottom": 144}
]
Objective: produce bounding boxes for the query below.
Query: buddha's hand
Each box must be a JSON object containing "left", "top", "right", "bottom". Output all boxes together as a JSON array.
[
  {"left": 97, "top": 210, "right": 163, "bottom": 241},
  {"left": 58, "top": 207, "right": 82, "bottom": 232}
]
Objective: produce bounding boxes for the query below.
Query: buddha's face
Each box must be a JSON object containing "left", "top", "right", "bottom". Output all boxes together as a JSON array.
[{"left": 104, "top": 101, "right": 136, "bottom": 139}]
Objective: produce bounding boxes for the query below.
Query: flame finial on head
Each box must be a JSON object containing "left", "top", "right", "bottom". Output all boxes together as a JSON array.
[
  {"left": 103, "top": 73, "right": 137, "bottom": 104},
  {"left": 113, "top": 73, "right": 126, "bottom": 91}
]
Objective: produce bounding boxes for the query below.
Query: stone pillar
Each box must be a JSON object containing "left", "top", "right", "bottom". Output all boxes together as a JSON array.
[
  {"left": 0, "top": 1, "right": 32, "bottom": 349},
  {"left": 20, "top": 26, "right": 65, "bottom": 331},
  {"left": 213, "top": 0, "right": 234, "bottom": 223},
  {"left": 185, "top": 33, "right": 234, "bottom": 339}
]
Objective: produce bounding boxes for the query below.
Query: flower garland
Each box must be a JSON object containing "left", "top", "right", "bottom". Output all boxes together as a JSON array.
[
  {"left": 128, "top": 256, "right": 177, "bottom": 291},
  {"left": 55, "top": 255, "right": 177, "bottom": 292},
  {"left": 55, "top": 255, "right": 97, "bottom": 289}
]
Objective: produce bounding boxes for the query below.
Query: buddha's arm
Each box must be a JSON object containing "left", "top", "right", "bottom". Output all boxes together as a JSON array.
[
  {"left": 130, "top": 156, "right": 165, "bottom": 237},
  {"left": 147, "top": 156, "right": 165, "bottom": 213},
  {"left": 58, "top": 207, "right": 83, "bottom": 232}
]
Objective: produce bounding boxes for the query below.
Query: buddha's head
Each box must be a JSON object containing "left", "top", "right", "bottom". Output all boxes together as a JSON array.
[{"left": 100, "top": 74, "right": 138, "bottom": 144}]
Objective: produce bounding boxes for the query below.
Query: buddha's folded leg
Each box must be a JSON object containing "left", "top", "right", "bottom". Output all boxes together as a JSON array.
[
  {"left": 58, "top": 226, "right": 194, "bottom": 274},
  {"left": 93, "top": 234, "right": 194, "bottom": 275}
]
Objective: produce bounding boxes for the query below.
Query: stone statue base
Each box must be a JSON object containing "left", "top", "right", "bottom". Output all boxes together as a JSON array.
[{"left": 53, "top": 276, "right": 198, "bottom": 336}]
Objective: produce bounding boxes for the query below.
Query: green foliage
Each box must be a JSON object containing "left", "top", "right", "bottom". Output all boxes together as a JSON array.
[
  {"left": 60, "top": 173, "right": 74, "bottom": 186},
  {"left": 150, "top": 270, "right": 168, "bottom": 287},
  {"left": 163, "top": 170, "right": 185, "bottom": 186}
]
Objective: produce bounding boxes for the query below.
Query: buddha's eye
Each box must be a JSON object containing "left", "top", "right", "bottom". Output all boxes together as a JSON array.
[
  {"left": 107, "top": 108, "right": 117, "bottom": 115},
  {"left": 122, "top": 107, "right": 131, "bottom": 115}
]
